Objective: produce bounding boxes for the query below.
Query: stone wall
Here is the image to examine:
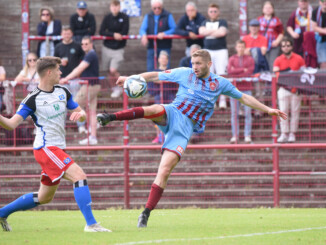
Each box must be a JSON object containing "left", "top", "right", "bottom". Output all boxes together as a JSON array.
[{"left": 0, "top": 0, "right": 319, "bottom": 77}]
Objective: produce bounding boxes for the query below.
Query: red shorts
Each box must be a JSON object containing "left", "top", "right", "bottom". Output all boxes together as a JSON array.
[{"left": 34, "top": 146, "right": 75, "bottom": 186}]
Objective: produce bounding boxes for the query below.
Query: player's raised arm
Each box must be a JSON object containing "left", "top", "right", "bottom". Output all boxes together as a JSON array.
[
  {"left": 69, "top": 106, "right": 86, "bottom": 122},
  {"left": 0, "top": 114, "right": 24, "bottom": 131},
  {"left": 238, "top": 93, "right": 288, "bottom": 120},
  {"left": 116, "top": 72, "right": 160, "bottom": 87}
]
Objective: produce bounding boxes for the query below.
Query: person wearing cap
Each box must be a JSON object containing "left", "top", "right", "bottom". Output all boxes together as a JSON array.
[
  {"left": 242, "top": 19, "right": 269, "bottom": 73},
  {"left": 287, "top": 0, "right": 313, "bottom": 57},
  {"left": 70, "top": 1, "right": 96, "bottom": 44}
]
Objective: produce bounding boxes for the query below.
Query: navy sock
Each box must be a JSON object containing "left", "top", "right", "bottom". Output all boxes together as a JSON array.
[
  {"left": 0, "top": 192, "right": 39, "bottom": 218},
  {"left": 73, "top": 180, "right": 97, "bottom": 226}
]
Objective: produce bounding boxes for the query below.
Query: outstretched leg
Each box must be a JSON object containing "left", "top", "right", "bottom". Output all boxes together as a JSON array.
[
  {"left": 0, "top": 182, "right": 58, "bottom": 232},
  {"left": 97, "top": 104, "right": 166, "bottom": 126},
  {"left": 63, "top": 163, "right": 111, "bottom": 232},
  {"left": 138, "top": 151, "right": 179, "bottom": 228}
]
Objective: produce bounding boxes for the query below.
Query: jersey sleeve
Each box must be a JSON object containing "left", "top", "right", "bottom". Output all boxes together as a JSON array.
[
  {"left": 221, "top": 78, "right": 243, "bottom": 99},
  {"left": 158, "top": 67, "right": 189, "bottom": 84},
  {"left": 16, "top": 95, "right": 36, "bottom": 120},
  {"left": 62, "top": 86, "right": 79, "bottom": 110}
]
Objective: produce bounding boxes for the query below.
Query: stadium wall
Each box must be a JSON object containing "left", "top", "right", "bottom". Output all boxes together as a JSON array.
[{"left": 0, "top": 0, "right": 318, "bottom": 77}]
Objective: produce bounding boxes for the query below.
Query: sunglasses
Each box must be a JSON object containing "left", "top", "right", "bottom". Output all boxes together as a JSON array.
[
  {"left": 281, "top": 44, "right": 292, "bottom": 48},
  {"left": 28, "top": 59, "right": 37, "bottom": 62},
  {"left": 41, "top": 13, "right": 50, "bottom": 16}
]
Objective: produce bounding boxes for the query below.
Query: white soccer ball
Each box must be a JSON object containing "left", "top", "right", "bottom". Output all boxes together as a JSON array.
[{"left": 124, "top": 75, "right": 147, "bottom": 98}]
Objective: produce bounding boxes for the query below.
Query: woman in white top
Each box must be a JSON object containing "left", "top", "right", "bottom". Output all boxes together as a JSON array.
[{"left": 15, "top": 52, "right": 40, "bottom": 92}]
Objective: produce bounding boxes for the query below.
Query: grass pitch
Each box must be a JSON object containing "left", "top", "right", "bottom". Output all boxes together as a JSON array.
[{"left": 1, "top": 208, "right": 326, "bottom": 245}]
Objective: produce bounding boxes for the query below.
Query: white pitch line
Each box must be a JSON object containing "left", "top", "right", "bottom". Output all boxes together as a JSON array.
[{"left": 114, "top": 226, "right": 326, "bottom": 245}]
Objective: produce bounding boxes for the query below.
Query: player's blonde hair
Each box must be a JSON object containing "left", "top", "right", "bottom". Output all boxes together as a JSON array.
[
  {"left": 191, "top": 49, "right": 211, "bottom": 62},
  {"left": 36, "top": 56, "right": 61, "bottom": 77}
]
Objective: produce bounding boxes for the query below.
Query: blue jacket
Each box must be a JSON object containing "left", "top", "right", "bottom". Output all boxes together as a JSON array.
[
  {"left": 175, "top": 12, "right": 205, "bottom": 48},
  {"left": 140, "top": 9, "right": 176, "bottom": 49},
  {"left": 37, "top": 19, "right": 62, "bottom": 57}
]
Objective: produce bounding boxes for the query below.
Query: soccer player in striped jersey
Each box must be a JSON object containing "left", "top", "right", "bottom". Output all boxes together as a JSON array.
[
  {"left": 97, "top": 49, "right": 287, "bottom": 228},
  {"left": 0, "top": 56, "right": 110, "bottom": 232}
]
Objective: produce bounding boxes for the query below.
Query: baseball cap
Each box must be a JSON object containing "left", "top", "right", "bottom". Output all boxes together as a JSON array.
[
  {"left": 77, "top": 1, "right": 87, "bottom": 9},
  {"left": 249, "top": 19, "right": 260, "bottom": 27}
]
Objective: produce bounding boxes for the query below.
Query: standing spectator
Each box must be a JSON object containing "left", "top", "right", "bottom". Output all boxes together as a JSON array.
[
  {"left": 100, "top": 0, "right": 129, "bottom": 98},
  {"left": 15, "top": 52, "right": 40, "bottom": 93},
  {"left": 139, "top": 0, "right": 176, "bottom": 72},
  {"left": 70, "top": 1, "right": 96, "bottom": 44},
  {"left": 54, "top": 25, "right": 84, "bottom": 78},
  {"left": 0, "top": 56, "right": 110, "bottom": 233},
  {"left": 273, "top": 37, "right": 305, "bottom": 143},
  {"left": 199, "top": 3, "right": 228, "bottom": 109},
  {"left": 179, "top": 44, "right": 201, "bottom": 67},
  {"left": 174, "top": 2, "right": 205, "bottom": 57},
  {"left": 287, "top": 0, "right": 313, "bottom": 57},
  {"left": 312, "top": 0, "right": 326, "bottom": 69},
  {"left": 0, "top": 60, "right": 6, "bottom": 112},
  {"left": 37, "top": 6, "right": 62, "bottom": 57},
  {"left": 243, "top": 19, "right": 269, "bottom": 73},
  {"left": 227, "top": 40, "right": 255, "bottom": 144},
  {"left": 60, "top": 36, "right": 100, "bottom": 144},
  {"left": 257, "top": 1, "right": 284, "bottom": 72}
]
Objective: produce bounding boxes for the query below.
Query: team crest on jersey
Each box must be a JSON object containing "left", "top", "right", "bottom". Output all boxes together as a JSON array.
[
  {"left": 164, "top": 69, "right": 171, "bottom": 73},
  {"left": 210, "top": 82, "right": 217, "bottom": 91},
  {"left": 63, "top": 157, "right": 72, "bottom": 164},
  {"left": 176, "top": 146, "right": 184, "bottom": 155},
  {"left": 59, "top": 94, "right": 65, "bottom": 100}
]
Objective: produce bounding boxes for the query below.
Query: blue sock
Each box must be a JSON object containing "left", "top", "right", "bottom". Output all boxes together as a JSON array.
[
  {"left": 0, "top": 192, "right": 39, "bottom": 218},
  {"left": 73, "top": 180, "right": 97, "bottom": 226}
]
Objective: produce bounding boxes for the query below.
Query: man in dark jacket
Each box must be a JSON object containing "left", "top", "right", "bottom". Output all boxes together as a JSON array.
[
  {"left": 174, "top": 2, "right": 205, "bottom": 56},
  {"left": 70, "top": 1, "right": 96, "bottom": 44},
  {"left": 100, "top": 0, "right": 129, "bottom": 98},
  {"left": 139, "top": 0, "right": 176, "bottom": 71}
]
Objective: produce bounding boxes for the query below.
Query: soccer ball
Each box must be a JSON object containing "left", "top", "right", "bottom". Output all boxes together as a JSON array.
[{"left": 123, "top": 75, "right": 147, "bottom": 98}]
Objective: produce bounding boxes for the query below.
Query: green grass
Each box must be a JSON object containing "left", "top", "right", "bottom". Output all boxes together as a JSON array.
[{"left": 1, "top": 208, "right": 326, "bottom": 245}]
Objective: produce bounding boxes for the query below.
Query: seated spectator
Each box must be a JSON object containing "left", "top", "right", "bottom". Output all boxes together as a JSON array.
[
  {"left": 99, "top": 0, "right": 129, "bottom": 98},
  {"left": 287, "top": 0, "right": 313, "bottom": 57},
  {"left": 54, "top": 25, "right": 84, "bottom": 96},
  {"left": 60, "top": 36, "right": 100, "bottom": 145},
  {"left": 15, "top": 52, "right": 40, "bottom": 93},
  {"left": 37, "top": 6, "right": 62, "bottom": 57},
  {"left": 70, "top": 1, "right": 96, "bottom": 44},
  {"left": 257, "top": 1, "right": 284, "bottom": 72},
  {"left": 227, "top": 40, "right": 255, "bottom": 144},
  {"left": 312, "top": 0, "right": 326, "bottom": 69},
  {"left": 139, "top": 0, "right": 176, "bottom": 72},
  {"left": 174, "top": 2, "right": 205, "bottom": 57},
  {"left": 243, "top": 19, "right": 269, "bottom": 73},
  {"left": 273, "top": 37, "right": 305, "bottom": 143},
  {"left": 179, "top": 44, "right": 201, "bottom": 68},
  {"left": 0, "top": 59, "right": 6, "bottom": 112},
  {"left": 199, "top": 3, "right": 228, "bottom": 109}
]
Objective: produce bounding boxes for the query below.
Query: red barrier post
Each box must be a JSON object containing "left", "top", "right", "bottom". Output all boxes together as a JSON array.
[
  {"left": 123, "top": 92, "right": 130, "bottom": 209},
  {"left": 273, "top": 145, "right": 280, "bottom": 207},
  {"left": 271, "top": 76, "right": 278, "bottom": 143}
]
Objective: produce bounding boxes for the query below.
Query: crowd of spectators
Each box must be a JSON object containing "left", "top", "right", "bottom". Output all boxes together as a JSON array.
[{"left": 1, "top": 0, "right": 326, "bottom": 145}]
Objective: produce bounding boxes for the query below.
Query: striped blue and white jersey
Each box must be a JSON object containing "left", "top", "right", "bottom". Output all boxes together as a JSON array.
[
  {"left": 16, "top": 85, "right": 79, "bottom": 149},
  {"left": 158, "top": 67, "right": 243, "bottom": 133}
]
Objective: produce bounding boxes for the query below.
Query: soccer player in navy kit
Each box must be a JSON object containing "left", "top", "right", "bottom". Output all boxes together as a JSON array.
[
  {"left": 0, "top": 57, "right": 110, "bottom": 232},
  {"left": 97, "top": 49, "right": 287, "bottom": 228}
]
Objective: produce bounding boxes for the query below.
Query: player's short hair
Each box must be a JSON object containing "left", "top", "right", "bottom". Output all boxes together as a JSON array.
[
  {"left": 208, "top": 3, "right": 219, "bottom": 9},
  {"left": 191, "top": 49, "right": 211, "bottom": 62},
  {"left": 82, "top": 35, "right": 93, "bottom": 43},
  {"left": 36, "top": 56, "right": 61, "bottom": 77},
  {"left": 111, "top": 0, "right": 120, "bottom": 6}
]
